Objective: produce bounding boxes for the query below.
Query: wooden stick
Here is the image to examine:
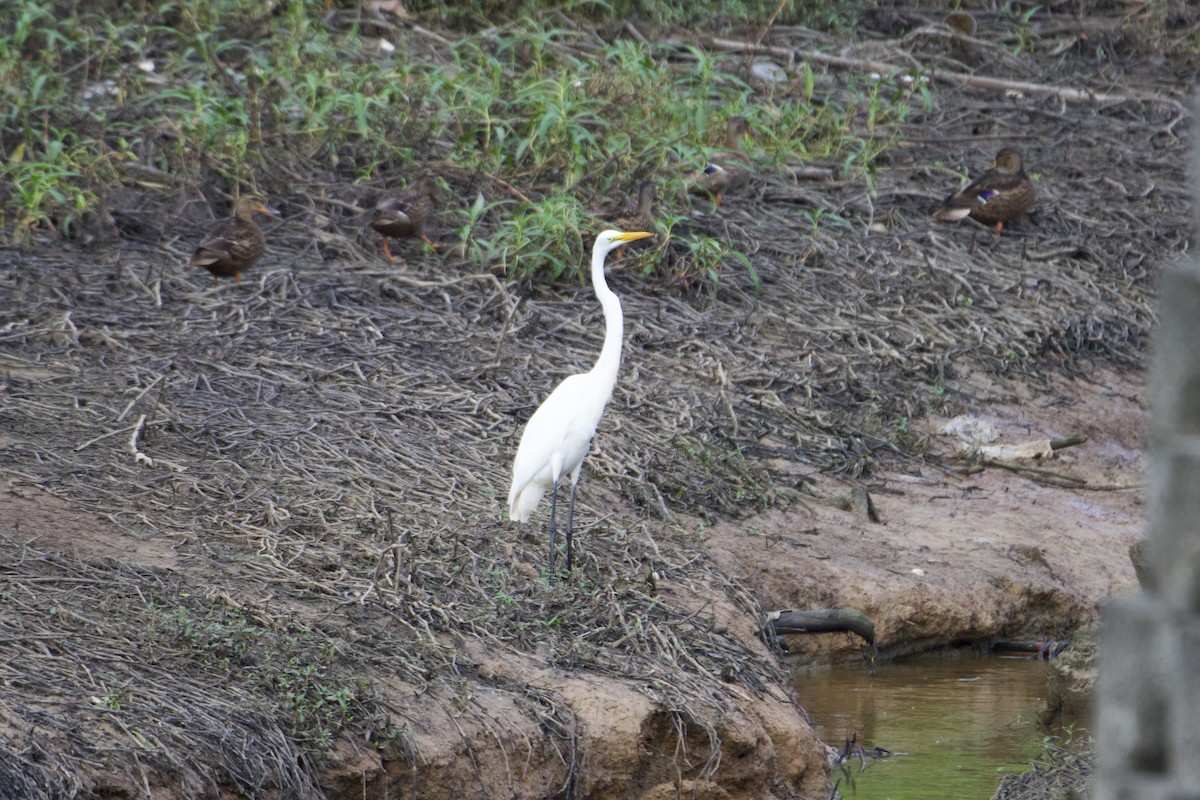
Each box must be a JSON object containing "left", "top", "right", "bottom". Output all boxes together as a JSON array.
[
  {"left": 1024, "top": 246, "right": 1090, "bottom": 262},
  {"left": 488, "top": 174, "right": 535, "bottom": 205},
  {"left": 983, "top": 458, "right": 1088, "bottom": 483},
  {"left": 128, "top": 414, "right": 154, "bottom": 467},
  {"left": 787, "top": 165, "right": 838, "bottom": 182},
  {"left": 753, "top": 0, "right": 790, "bottom": 53},
  {"left": 707, "top": 35, "right": 1189, "bottom": 115}
]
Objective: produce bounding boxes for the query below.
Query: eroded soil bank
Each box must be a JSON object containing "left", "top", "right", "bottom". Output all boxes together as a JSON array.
[{"left": 716, "top": 366, "right": 1144, "bottom": 668}]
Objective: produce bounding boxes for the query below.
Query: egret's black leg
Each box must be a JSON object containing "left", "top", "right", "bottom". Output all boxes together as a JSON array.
[
  {"left": 548, "top": 482, "right": 560, "bottom": 584},
  {"left": 565, "top": 482, "right": 578, "bottom": 574}
]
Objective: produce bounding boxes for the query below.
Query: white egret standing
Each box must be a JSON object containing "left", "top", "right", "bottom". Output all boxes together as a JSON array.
[{"left": 507, "top": 229, "right": 654, "bottom": 580}]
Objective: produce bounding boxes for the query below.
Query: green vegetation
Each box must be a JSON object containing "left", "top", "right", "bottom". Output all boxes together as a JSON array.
[
  {"left": 0, "top": 0, "right": 916, "bottom": 284},
  {"left": 150, "top": 603, "right": 388, "bottom": 750}
]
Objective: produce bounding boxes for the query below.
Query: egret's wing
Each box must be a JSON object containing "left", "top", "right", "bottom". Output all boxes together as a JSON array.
[{"left": 507, "top": 373, "right": 609, "bottom": 520}]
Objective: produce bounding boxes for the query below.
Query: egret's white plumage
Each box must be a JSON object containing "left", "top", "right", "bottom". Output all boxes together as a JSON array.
[{"left": 507, "top": 229, "right": 654, "bottom": 578}]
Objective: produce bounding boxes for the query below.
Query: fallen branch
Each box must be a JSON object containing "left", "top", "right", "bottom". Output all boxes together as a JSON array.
[
  {"left": 487, "top": 174, "right": 535, "bottom": 205},
  {"left": 786, "top": 165, "right": 838, "bottom": 182},
  {"left": 767, "top": 608, "right": 876, "bottom": 645},
  {"left": 975, "top": 433, "right": 1087, "bottom": 461},
  {"left": 1059, "top": 480, "right": 1145, "bottom": 492},
  {"left": 1050, "top": 435, "right": 1088, "bottom": 451},
  {"left": 833, "top": 733, "right": 892, "bottom": 771},
  {"left": 982, "top": 459, "right": 1088, "bottom": 484},
  {"left": 899, "top": 25, "right": 1025, "bottom": 71},
  {"left": 851, "top": 486, "right": 879, "bottom": 523},
  {"left": 979, "top": 439, "right": 1053, "bottom": 460},
  {"left": 707, "top": 35, "right": 1189, "bottom": 116},
  {"left": 1023, "top": 245, "right": 1091, "bottom": 262}
]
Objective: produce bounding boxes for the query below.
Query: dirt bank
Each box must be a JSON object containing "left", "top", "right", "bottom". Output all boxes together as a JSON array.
[{"left": 712, "top": 366, "right": 1144, "bottom": 666}]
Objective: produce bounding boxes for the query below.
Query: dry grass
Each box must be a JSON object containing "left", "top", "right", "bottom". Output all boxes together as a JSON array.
[{"left": 992, "top": 741, "right": 1094, "bottom": 800}]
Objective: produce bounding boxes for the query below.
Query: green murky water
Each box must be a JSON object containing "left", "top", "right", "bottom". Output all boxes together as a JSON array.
[{"left": 795, "top": 652, "right": 1064, "bottom": 800}]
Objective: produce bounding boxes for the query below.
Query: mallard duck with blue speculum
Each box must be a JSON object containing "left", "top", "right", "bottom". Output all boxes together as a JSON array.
[
  {"left": 932, "top": 148, "right": 1036, "bottom": 235},
  {"left": 691, "top": 116, "right": 753, "bottom": 210}
]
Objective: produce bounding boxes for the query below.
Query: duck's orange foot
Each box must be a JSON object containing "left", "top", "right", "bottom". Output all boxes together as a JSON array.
[{"left": 382, "top": 239, "right": 404, "bottom": 263}]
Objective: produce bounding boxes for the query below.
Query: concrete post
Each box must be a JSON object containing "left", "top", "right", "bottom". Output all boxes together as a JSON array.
[{"left": 1095, "top": 235, "right": 1200, "bottom": 795}]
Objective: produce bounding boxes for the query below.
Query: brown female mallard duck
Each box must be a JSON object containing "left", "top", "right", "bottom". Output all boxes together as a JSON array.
[
  {"left": 603, "top": 181, "right": 656, "bottom": 232},
  {"left": 187, "top": 195, "right": 279, "bottom": 284},
  {"left": 932, "top": 148, "right": 1036, "bottom": 235},
  {"left": 598, "top": 181, "right": 656, "bottom": 259},
  {"left": 690, "top": 116, "right": 753, "bottom": 210},
  {"left": 369, "top": 176, "right": 440, "bottom": 262}
]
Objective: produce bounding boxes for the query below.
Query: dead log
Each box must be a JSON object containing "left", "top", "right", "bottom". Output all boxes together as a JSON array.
[
  {"left": 990, "top": 639, "right": 1069, "bottom": 659},
  {"left": 767, "top": 608, "right": 876, "bottom": 645}
]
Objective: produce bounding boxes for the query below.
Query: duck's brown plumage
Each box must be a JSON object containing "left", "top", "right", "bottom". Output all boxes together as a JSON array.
[
  {"left": 370, "top": 176, "right": 440, "bottom": 262},
  {"left": 597, "top": 181, "right": 656, "bottom": 260},
  {"left": 603, "top": 181, "right": 656, "bottom": 233},
  {"left": 932, "top": 148, "right": 1036, "bottom": 235},
  {"left": 691, "top": 116, "right": 752, "bottom": 209},
  {"left": 187, "top": 195, "right": 279, "bottom": 284}
]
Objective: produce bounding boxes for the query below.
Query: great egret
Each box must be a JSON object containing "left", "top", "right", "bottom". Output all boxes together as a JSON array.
[
  {"left": 931, "top": 148, "right": 1036, "bottom": 236},
  {"left": 507, "top": 229, "right": 654, "bottom": 580},
  {"left": 187, "top": 195, "right": 280, "bottom": 285}
]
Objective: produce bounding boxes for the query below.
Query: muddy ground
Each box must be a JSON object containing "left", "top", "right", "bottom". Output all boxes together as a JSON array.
[
  {"left": 0, "top": 4, "right": 1192, "bottom": 799},
  {"left": 717, "top": 365, "right": 1144, "bottom": 665}
]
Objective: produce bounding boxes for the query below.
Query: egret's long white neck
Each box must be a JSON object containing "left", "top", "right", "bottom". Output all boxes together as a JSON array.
[{"left": 589, "top": 240, "right": 623, "bottom": 389}]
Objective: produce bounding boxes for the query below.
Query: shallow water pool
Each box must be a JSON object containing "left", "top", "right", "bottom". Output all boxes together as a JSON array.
[{"left": 794, "top": 651, "right": 1073, "bottom": 799}]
